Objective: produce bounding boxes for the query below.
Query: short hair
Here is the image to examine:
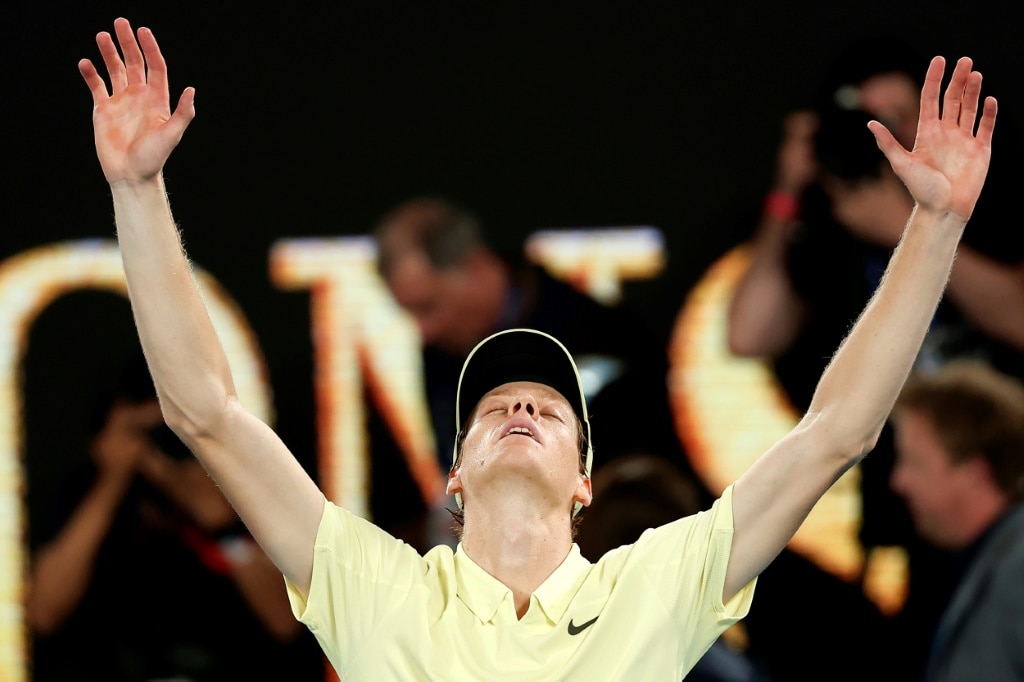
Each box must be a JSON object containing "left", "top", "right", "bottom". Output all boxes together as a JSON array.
[
  {"left": 894, "top": 360, "right": 1024, "bottom": 501},
  {"left": 815, "top": 35, "right": 927, "bottom": 111},
  {"left": 373, "top": 196, "right": 484, "bottom": 278}
]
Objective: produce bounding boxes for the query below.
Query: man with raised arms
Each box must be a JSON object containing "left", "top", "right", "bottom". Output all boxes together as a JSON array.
[{"left": 78, "top": 17, "right": 996, "bottom": 680}]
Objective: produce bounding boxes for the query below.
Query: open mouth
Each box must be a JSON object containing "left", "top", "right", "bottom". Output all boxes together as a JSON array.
[{"left": 504, "top": 425, "right": 537, "bottom": 441}]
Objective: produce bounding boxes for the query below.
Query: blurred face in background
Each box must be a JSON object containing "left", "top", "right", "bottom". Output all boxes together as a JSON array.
[
  {"left": 858, "top": 72, "right": 921, "bottom": 149},
  {"left": 386, "top": 244, "right": 512, "bottom": 356},
  {"left": 890, "top": 409, "right": 979, "bottom": 550}
]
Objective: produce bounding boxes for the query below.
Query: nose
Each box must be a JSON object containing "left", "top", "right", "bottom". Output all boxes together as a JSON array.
[{"left": 508, "top": 394, "right": 539, "bottom": 419}]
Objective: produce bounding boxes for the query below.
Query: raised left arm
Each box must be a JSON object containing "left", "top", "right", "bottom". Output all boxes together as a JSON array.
[{"left": 724, "top": 55, "right": 997, "bottom": 600}]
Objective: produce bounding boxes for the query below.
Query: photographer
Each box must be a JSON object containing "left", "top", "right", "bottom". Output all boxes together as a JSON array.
[
  {"left": 726, "top": 35, "right": 1024, "bottom": 679},
  {"left": 25, "top": 352, "right": 321, "bottom": 681}
]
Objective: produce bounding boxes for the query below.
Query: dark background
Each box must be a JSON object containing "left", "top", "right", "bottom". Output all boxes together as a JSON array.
[{"left": 7, "top": 2, "right": 1021, "bottom": 530}]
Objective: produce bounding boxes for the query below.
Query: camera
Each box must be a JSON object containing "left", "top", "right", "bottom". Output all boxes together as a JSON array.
[{"left": 814, "top": 105, "right": 885, "bottom": 182}]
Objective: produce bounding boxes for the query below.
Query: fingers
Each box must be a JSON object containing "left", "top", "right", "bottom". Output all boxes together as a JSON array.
[
  {"left": 868, "top": 119, "right": 909, "bottom": 176},
  {"left": 868, "top": 119, "right": 898, "bottom": 153},
  {"left": 95, "top": 30, "right": 127, "bottom": 95},
  {"left": 919, "top": 56, "right": 945, "bottom": 124},
  {"left": 86, "top": 18, "right": 162, "bottom": 99},
  {"left": 113, "top": 18, "right": 146, "bottom": 88},
  {"left": 78, "top": 58, "right": 109, "bottom": 102},
  {"left": 938, "top": 57, "right": 997, "bottom": 144},
  {"left": 941, "top": 56, "right": 973, "bottom": 126},
  {"left": 976, "top": 96, "right": 998, "bottom": 148},
  {"left": 920, "top": 55, "right": 996, "bottom": 144},
  {"left": 958, "top": 71, "right": 982, "bottom": 133},
  {"left": 172, "top": 87, "right": 198, "bottom": 128},
  {"left": 137, "top": 26, "right": 169, "bottom": 96}
]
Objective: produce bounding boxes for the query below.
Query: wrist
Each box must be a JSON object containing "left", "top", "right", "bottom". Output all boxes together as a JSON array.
[
  {"left": 763, "top": 190, "right": 801, "bottom": 222},
  {"left": 218, "top": 534, "right": 256, "bottom": 567},
  {"left": 180, "top": 524, "right": 254, "bottom": 575},
  {"left": 107, "top": 173, "right": 164, "bottom": 192},
  {"left": 94, "top": 466, "right": 136, "bottom": 498}
]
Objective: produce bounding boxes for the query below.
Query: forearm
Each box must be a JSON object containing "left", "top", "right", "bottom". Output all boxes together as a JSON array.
[
  {"left": 224, "top": 538, "right": 303, "bottom": 641},
  {"left": 25, "top": 474, "right": 129, "bottom": 634},
  {"left": 81, "top": 17, "right": 324, "bottom": 595},
  {"left": 806, "top": 205, "right": 965, "bottom": 454},
  {"left": 110, "top": 175, "right": 236, "bottom": 434},
  {"left": 946, "top": 246, "right": 1024, "bottom": 350},
  {"left": 727, "top": 205, "right": 965, "bottom": 597},
  {"left": 727, "top": 218, "right": 807, "bottom": 357},
  {"left": 112, "top": 177, "right": 324, "bottom": 589}
]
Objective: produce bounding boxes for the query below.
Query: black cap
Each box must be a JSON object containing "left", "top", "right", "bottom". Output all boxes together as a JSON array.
[{"left": 454, "top": 328, "right": 593, "bottom": 513}]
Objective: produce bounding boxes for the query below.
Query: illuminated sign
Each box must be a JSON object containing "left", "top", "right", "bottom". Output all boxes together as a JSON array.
[{"left": 0, "top": 230, "right": 904, "bottom": 680}]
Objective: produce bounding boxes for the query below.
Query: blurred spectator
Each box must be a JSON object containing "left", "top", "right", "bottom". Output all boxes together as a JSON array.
[
  {"left": 889, "top": 360, "right": 1024, "bottom": 681},
  {"left": 25, "top": 352, "right": 323, "bottom": 681},
  {"left": 726, "top": 34, "right": 1024, "bottom": 674},
  {"left": 577, "top": 453, "right": 771, "bottom": 681},
  {"left": 577, "top": 451, "right": 900, "bottom": 680},
  {"left": 371, "top": 196, "right": 699, "bottom": 549}
]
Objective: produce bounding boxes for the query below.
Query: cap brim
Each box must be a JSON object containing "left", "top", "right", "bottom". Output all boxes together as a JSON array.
[{"left": 456, "top": 328, "right": 592, "bottom": 475}]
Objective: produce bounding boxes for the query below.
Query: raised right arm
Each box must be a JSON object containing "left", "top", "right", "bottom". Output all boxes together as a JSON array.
[{"left": 79, "top": 18, "right": 324, "bottom": 593}]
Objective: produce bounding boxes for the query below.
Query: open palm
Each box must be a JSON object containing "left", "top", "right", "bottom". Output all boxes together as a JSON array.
[
  {"left": 869, "top": 56, "right": 997, "bottom": 221},
  {"left": 78, "top": 18, "right": 195, "bottom": 184}
]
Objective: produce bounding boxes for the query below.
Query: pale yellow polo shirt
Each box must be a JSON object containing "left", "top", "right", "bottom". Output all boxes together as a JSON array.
[{"left": 286, "top": 484, "right": 755, "bottom": 681}]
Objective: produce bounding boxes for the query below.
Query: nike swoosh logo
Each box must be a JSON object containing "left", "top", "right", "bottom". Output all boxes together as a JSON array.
[{"left": 567, "top": 615, "right": 599, "bottom": 635}]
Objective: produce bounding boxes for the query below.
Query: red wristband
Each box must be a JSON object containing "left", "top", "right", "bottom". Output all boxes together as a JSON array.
[
  {"left": 180, "top": 525, "right": 232, "bottom": 575},
  {"left": 763, "top": 191, "right": 800, "bottom": 221}
]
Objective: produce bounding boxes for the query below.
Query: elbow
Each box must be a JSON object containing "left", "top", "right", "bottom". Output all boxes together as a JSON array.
[
  {"left": 859, "top": 426, "right": 883, "bottom": 458},
  {"left": 802, "top": 410, "right": 883, "bottom": 470},
  {"left": 159, "top": 390, "right": 235, "bottom": 448},
  {"left": 839, "top": 428, "right": 883, "bottom": 471},
  {"left": 160, "top": 403, "right": 196, "bottom": 440}
]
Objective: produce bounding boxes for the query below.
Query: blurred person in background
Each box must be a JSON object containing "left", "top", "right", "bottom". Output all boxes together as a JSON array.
[
  {"left": 577, "top": 452, "right": 772, "bottom": 681},
  {"left": 726, "top": 34, "right": 1024, "bottom": 675},
  {"left": 889, "top": 360, "right": 1024, "bottom": 681},
  {"left": 372, "top": 196, "right": 698, "bottom": 549},
  {"left": 25, "top": 352, "right": 323, "bottom": 681}
]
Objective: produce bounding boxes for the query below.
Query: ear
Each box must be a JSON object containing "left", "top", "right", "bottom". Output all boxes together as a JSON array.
[
  {"left": 461, "top": 245, "right": 504, "bottom": 275},
  {"left": 446, "top": 466, "right": 463, "bottom": 497},
  {"left": 574, "top": 475, "right": 593, "bottom": 509},
  {"left": 959, "top": 454, "right": 998, "bottom": 489}
]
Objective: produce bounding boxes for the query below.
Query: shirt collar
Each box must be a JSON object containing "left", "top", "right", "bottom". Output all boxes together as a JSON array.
[
  {"left": 532, "top": 544, "right": 591, "bottom": 624},
  {"left": 454, "top": 543, "right": 592, "bottom": 625}
]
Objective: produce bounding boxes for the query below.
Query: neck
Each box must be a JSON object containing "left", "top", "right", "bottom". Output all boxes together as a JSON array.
[
  {"left": 956, "top": 492, "right": 1011, "bottom": 548},
  {"left": 460, "top": 499, "right": 574, "bottom": 618}
]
